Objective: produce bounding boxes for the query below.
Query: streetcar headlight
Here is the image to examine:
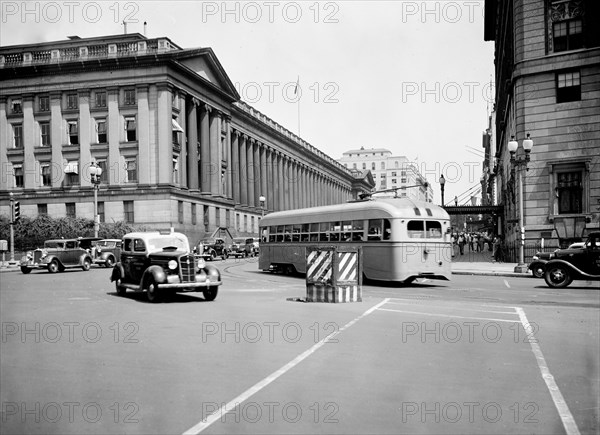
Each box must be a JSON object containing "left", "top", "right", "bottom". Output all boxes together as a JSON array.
[{"left": 168, "top": 260, "right": 178, "bottom": 270}]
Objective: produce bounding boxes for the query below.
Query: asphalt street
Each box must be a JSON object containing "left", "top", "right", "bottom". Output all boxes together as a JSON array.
[{"left": 0, "top": 258, "right": 598, "bottom": 434}]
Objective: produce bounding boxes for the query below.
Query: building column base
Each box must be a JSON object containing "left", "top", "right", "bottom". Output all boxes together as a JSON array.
[{"left": 513, "top": 264, "right": 529, "bottom": 274}]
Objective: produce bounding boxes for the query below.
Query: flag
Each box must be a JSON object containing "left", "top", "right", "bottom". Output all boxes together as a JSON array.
[{"left": 294, "top": 76, "right": 299, "bottom": 95}]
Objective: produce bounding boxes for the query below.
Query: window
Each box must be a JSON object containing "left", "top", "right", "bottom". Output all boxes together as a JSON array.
[
  {"left": 407, "top": 220, "right": 424, "bottom": 238},
  {"left": 172, "top": 158, "right": 179, "bottom": 184},
  {"left": 204, "top": 206, "right": 209, "bottom": 232},
  {"left": 95, "top": 91, "right": 107, "bottom": 108},
  {"left": 380, "top": 162, "right": 385, "bottom": 170},
  {"left": 133, "top": 238, "right": 145, "bottom": 252},
  {"left": 66, "top": 203, "right": 76, "bottom": 218},
  {"left": 39, "top": 96, "right": 49, "bottom": 112},
  {"left": 395, "top": 161, "right": 399, "bottom": 168},
  {"left": 172, "top": 117, "right": 183, "bottom": 144},
  {"left": 13, "top": 124, "right": 23, "bottom": 148},
  {"left": 191, "top": 203, "right": 197, "bottom": 225},
  {"left": 14, "top": 164, "right": 23, "bottom": 188},
  {"left": 40, "top": 122, "right": 50, "bottom": 146},
  {"left": 64, "top": 161, "right": 79, "bottom": 186},
  {"left": 391, "top": 172, "right": 397, "bottom": 177},
  {"left": 553, "top": 19, "right": 583, "bottom": 52},
  {"left": 38, "top": 204, "right": 48, "bottom": 215},
  {"left": 178, "top": 201, "right": 184, "bottom": 224},
  {"left": 125, "top": 117, "right": 136, "bottom": 141},
  {"left": 124, "top": 89, "right": 136, "bottom": 106},
  {"left": 401, "top": 171, "right": 406, "bottom": 176},
  {"left": 362, "top": 162, "right": 366, "bottom": 170},
  {"left": 125, "top": 159, "right": 137, "bottom": 183},
  {"left": 352, "top": 163, "right": 357, "bottom": 169},
  {"left": 556, "top": 71, "right": 581, "bottom": 103},
  {"left": 124, "top": 201, "right": 134, "bottom": 223},
  {"left": 401, "top": 178, "right": 407, "bottom": 183},
  {"left": 66, "top": 93, "right": 78, "bottom": 110},
  {"left": 11, "top": 99, "right": 22, "bottom": 114},
  {"left": 41, "top": 163, "right": 52, "bottom": 187},
  {"left": 557, "top": 171, "right": 582, "bottom": 214},
  {"left": 96, "top": 119, "right": 107, "bottom": 143},
  {"left": 67, "top": 120, "right": 79, "bottom": 145},
  {"left": 371, "top": 162, "right": 376, "bottom": 170},
  {"left": 426, "top": 221, "right": 442, "bottom": 238},
  {"left": 97, "top": 160, "right": 108, "bottom": 183}
]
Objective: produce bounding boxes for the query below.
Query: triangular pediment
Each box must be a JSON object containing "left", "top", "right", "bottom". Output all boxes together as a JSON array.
[{"left": 174, "top": 48, "right": 240, "bottom": 101}]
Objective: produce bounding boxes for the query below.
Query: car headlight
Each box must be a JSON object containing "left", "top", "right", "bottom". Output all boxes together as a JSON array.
[
  {"left": 549, "top": 253, "right": 555, "bottom": 259},
  {"left": 197, "top": 258, "right": 206, "bottom": 269},
  {"left": 41, "top": 249, "right": 48, "bottom": 258},
  {"left": 168, "top": 260, "right": 178, "bottom": 270},
  {"left": 532, "top": 255, "right": 539, "bottom": 261}
]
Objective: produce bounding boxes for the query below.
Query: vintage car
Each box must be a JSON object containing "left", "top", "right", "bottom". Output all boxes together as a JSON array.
[
  {"left": 195, "top": 237, "right": 229, "bottom": 260},
  {"left": 20, "top": 238, "right": 93, "bottom": 274},
  {"left": 529, "top": 241, "right": 586, "bottom": 278},
  {"left": 544, "top": 232, "right": 600, "bottom": 288},
  {"left": 110, "top": 231, "right": 221, "bottom": 302},
  {"left": 228, "top": 237, "right": 256, "bottom": 258},
  {"left": 93, "top": 239, "right": 122, "bottom": 267}
]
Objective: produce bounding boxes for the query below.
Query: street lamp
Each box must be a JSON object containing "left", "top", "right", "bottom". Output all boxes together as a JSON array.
[
  {"left": 89, "top": 163, "right": 103, "bottom": 238},
  {"left": 507, "top": 133, "right": 534, "bottom": 273},
  {"left": 259, "top": 195, "right": 266, "bottom": 217},
  {"left": 439, "top": 174, "right": 446, "bottom": 206}
]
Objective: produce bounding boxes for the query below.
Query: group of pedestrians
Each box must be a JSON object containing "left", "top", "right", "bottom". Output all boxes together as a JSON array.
[{"left": 450, "top": 231, "right": 506, "bottom": 262}]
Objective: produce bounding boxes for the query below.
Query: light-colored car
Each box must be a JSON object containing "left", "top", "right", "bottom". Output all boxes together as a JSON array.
[
  {"left": 228, "top": 237, "right": 255, "bottom": 258},
  {"left": 110, "top": 231, "right": 221, "bottom": 302},
  {"left": 92, "top": 239, "right": 122, "bottom": 268}
]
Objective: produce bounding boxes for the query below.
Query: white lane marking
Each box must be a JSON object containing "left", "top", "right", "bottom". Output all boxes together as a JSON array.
[
  {"left": 504, "top": 279, "right": 511, "bottom": 288},
  {"left": 182, "top": 297, "right": 391, "bottom": 435},
  {"left": 378, "top": 308, "right": 520, "bottom": 323},
  {"left": 515, "top": 307, "right": 580, "bottom": 435},
  {"left": 384, "top": 301, "right": 517, "bottom": 315}
]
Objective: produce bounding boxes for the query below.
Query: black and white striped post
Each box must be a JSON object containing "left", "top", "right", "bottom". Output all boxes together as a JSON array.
[{"left": 305, "top": 246, "right": 362, "bottom": 303}]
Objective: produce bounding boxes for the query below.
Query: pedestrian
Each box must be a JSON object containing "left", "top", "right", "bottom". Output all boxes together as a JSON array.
[
  {"left": 450, "top": 233, "right": 456, "bottom": 257},
  {"left": 458, "top": 233, "right": 466, "bottom": 255},
  {"left": 468, "top": 233, "right": 475, "bottom": 252},
  {"left": 492, "top": 235, "right": 503, "bottom": 262},
  {"left": 476, "top": 234, "right": 483, "bottom": 252}
]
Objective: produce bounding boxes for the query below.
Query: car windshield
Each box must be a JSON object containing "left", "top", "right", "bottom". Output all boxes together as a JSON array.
[
  {"left": 200, "top": 239, "right": 216, "bottom": 244},
  {"left": 97, "top": 241, "right": 116, "bottom": 248},
  {"left": 147, "top": 236, "right": 189, "bottom": 253},
  {"left": 44, "top": 241, "right": 65, "bottom": 249},
  {"left": 232, "top": 238, "right": 246, "bottom": 243}
]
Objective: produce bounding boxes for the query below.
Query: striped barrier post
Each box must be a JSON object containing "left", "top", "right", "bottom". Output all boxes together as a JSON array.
[{"left": 305, "top": 246, "right": 362, "bottom": 303}]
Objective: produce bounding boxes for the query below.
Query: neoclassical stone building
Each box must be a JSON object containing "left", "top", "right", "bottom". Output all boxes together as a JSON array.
[{"left": 0, "top": 33, "right": 373, "bottom": 240}]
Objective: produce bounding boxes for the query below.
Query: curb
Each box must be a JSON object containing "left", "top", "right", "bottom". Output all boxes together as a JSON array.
[{"left": 452, "top": 270, "right": 533, "bottom": 278}]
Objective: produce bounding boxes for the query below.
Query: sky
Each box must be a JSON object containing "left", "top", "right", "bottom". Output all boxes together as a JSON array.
[{"left": 0, "top": 0, "right": 495, "bottom": 204}]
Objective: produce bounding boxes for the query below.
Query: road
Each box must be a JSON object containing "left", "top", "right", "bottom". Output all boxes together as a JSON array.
[{"left": 1, "top": 258, "right": 598, "bottom": 434}]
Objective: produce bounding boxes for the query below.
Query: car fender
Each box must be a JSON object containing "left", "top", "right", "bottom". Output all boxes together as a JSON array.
[
  {"left": 142, "top": 265, "right": 168, "bottom": 288},
  {"left": 544, "top": 259, "right": 592, "bottom": 278},
  {"left": 43, "top": 255, "right": 62, "bottom": 267},
  {"left": 528, "top": 260, "right": 547, "bottom": 270},
  {"left": 78, "top": 253, "right": 92, "bottom": 265},
  {"left": 203, "top": 263, "right": 221, "bottom": 281},
  {"left": 110, "top": 263, "right": 125, "bottom": 282}
]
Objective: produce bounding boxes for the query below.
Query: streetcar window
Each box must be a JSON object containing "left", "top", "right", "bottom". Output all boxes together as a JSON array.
[
  {"left": 319, "top": 222, "right": 329, "bottom": 241},
  {"left": 292, "top": 224, "right": 301, "bottom": 242},
  {"left": 301, "top": 224, "right": 310, "bottom": 242},
  {"left": 352, "top": 220, "right": 365, "bottom": 241},
  {"left": 383, "top": 219, "right": 391, "bottom": 240},
  {"left": 367, "top": 219, "right": 383, "bottom": 241},
  {"left": 407, "top": 220, "right": 425, "bottom": 238},
  {"left": 426, "top": 221, "right": 442, "bottom": 238},
  {"left": 329, "top": 221, "right": 341, "bottom": 242},
  {"left": 283, "top": 225, "right": 292, "bottom": 242},
  {"left": 342, "top": 221, "right": 352, "bottom": 241}
]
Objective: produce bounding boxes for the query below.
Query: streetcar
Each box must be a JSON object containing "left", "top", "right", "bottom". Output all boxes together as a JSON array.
[{"left": 258, "top": 196, "right": 452, "bottom": 283}]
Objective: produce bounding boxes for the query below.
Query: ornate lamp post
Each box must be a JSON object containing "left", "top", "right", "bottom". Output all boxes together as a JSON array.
[
  {"left": 89, "top": 163, "right": 103, "bottom": 238},
  {"left": 439, "top": 174, "right": 446, "bottom": 206},
  {"left": 259, "top": 195, "right": 266, "bottom": 217},
  {"left": 507, "top": 133, "right": 534, "bottom": 273}
]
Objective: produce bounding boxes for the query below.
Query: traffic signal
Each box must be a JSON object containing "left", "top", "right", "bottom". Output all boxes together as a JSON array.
[{"left": 13, "top": 201, "right": 20, "bottom": 223}]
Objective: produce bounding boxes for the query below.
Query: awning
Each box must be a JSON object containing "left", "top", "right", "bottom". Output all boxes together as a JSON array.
[
  {"left": 64, "top": 161, "right": 79, "bottom": 174},
  {"left": 172, "top": 118, "right": 184, "bottom": 133}
]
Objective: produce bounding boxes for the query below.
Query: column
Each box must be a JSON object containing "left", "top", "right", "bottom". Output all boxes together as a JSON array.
[
  {"left": 200, "top": 103, "right": 211, "bottom": 193},
  {"left": 22, "top": 94, "right": 35, "bottom": 189},
  {"left": 106, "top": 87, "right": 119, "bottom": 185},
  {"left": 187, "top": 98, "right": 199, "bottom": 190},
  {"left": 136, "top": 85, "right": 150, "bottom": 185},
  {"left": 277, "top": 153, "right": 284, "bottom": 211},
  {"left": 157, "top": 84, "right": 173, "bottom": 185},
  {"left": 266, "top": 147, "right": 274, "bottom": 212},
  {"left": 240, "top": 134, "right": 248, "bottom": 206},
  {"left": 209, "top": 110, "right": 221, "bottom": 195},
  {"left": 246, "top": 137, "right": 255, "bottom": 207},
  {"left": 260, "top": 144, "right": 268, "bottom": 210},
  {"left": 231, "top": 130, "right": 240, "bottom": 204},
  {"left": 254, "top": 140, "right": 261, "bottom": 208},
  {"left": 224, "top": 115, "right": 232, "bottom": 199}
]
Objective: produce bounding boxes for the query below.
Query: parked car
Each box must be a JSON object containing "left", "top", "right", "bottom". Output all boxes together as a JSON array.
[
  {"left": 228, "top": 237, "right": 256, "bottom": 258},
  {"left": 544, "top": 232, "right": 600, "bottom": 288},
  {"left": 93, "top": 239, "right": 122, "bottom": 267},
  {"left": 250, "top": 237, "right": 260, "bottom": 255},
  {"left": 110, "top": 231, "right": 221, "bottom": 302},
  {"left": 20, "top": 239, "right": 93, "bottom": 274},
  {"left": 195, "top": 237, "right": 229, "bottom": 260},
  {"left": 529, "top": 241, "right": 586, "bottom": 278}
]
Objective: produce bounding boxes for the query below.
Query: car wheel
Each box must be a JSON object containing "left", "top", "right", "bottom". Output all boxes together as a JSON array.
[
  {"left": 105, "top": 256, "right": 114, "bottom": 268},
  {"left": 532, "top": 265, "right": 544, "bottom": 279},
  {"left": 20, "top": 266, "right": 31, "bottom": 274},
  {"left": 544, "top": 265, "right": 573, "bottom": 288},
  {"left": 81, "top": 258, "right": 91, "bottom": 271},
  {"left": 115, "top": 278, "right": 126, "bottom": 296},
  {"left": 47, "top": 260, "right": 59, "bottom": 273},
  {"left": 203, "top": 286, "right": 218, "bottom": 301},
  {"left": 146, "top": 279, "right": 163, "bottom": 303}
]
